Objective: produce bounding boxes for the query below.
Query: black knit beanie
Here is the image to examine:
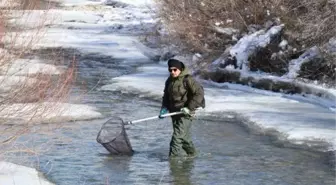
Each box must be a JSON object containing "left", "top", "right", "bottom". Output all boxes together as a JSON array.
[{"left": 167, "top": 59, "right": 183, "bottom": 71}]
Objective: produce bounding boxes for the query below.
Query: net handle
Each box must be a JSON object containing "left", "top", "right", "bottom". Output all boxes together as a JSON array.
[{"left": 125, "top": 111, "right": 183, "bottom": 125}]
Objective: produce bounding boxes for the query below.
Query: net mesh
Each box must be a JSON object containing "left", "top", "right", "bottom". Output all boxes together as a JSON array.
[{"left": 96, "top": 118, "right": 134, "bottom": 155}]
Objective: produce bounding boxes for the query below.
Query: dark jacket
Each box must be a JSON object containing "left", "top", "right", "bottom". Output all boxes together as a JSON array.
[{"left": 161, "top": 63, "right": 204, "bottom": 112}]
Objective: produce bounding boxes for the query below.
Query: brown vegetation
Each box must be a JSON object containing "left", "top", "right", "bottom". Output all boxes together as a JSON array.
[
  {"left": 0, "top": 0, "right": 75, "bottom": 146},
  {"left": 154, "top": 0, "right": 335, "bottom": 52},
  {"left": 154, "top": 0, "right": 336, "bottom": 85},
  {"left": 154, "top": 0, "right": 280, "bottom": 53}
]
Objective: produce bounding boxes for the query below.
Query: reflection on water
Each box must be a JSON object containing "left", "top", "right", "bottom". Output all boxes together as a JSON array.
[
  {"left": 169, "top": 158, "right": 194, "bottom": 185},
  {"left": 100, "top": 155, "right": 133, "bottom": 184}
]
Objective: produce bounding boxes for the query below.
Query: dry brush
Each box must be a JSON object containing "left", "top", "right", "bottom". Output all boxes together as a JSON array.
[
  {"left": 0, "top": 0, "right": 76, "bottom": 151},
  {"left": 154, "top": 0, "right": 335, "bottom": 84}
]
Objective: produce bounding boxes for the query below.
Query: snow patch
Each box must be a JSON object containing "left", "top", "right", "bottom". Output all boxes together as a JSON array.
[
  {"left": 0, "top": 76, "right": 37, "bottom": 92},
  {"left": 103, "top": 0, "right": 153, "bottom": 7},
  {"left": 1, "top": 59, "right": 62, "bottom": 75},
  {"left": 214, "top": 27, "right": 238, "bottom": 35},
  {"left": 0, "top": 103, "right": 102, "bottom": 123},
  {"left": 230, "top": 25, "right": 284, "bottom": 71},
  {"left": 0, "top": 0, "right": 20, "bottom": 7},
  {"left": 279, "top": 39, "right": 288, "bottom": 50},
  {"left": 284, "top": 46, "right": 321, "bottom": 79},
  {"left": 0, "top": 162, "right": 54, "bottom": 185}
]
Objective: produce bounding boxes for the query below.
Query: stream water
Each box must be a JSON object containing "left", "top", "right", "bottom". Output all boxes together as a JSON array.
[{"left": 2, "top": 50, "right": 334, "bottom": 185}]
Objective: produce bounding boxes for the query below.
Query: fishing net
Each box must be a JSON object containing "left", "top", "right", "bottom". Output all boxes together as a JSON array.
[{"left": 96, "top": 118, "right": 134, "bottom": 155}]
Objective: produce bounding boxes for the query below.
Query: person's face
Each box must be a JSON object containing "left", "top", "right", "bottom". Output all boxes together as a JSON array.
[{"left": 169, "top": 67, "right": 181, "bottom": 78}]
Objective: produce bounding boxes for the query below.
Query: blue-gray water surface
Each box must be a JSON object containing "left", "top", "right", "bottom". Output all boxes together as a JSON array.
[{"left": 2, "top": 49, "right": 335, "bottom": 185}]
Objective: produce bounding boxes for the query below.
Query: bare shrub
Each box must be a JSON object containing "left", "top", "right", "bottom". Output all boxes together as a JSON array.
[
  {"left": 0, "top": 0, "right": 76, "bottom": 146},
  {"left": 280, "top": 0, "right": 336, "bottom": 48},
  {"left": 154, "top": 0, "right": 280, "bottom": 54},
  {"left": 154, "top": 0, "right": 335, "bottom": 84}
]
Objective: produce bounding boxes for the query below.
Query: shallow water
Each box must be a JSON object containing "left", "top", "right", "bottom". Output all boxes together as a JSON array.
[
  {"left": 35, "top": 97, "right": 336, "bottom": 185},
  {"left": 2, "top": 51, "right": 335, "bottom": 185}
]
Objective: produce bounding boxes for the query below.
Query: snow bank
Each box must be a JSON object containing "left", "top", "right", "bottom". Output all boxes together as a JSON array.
[
  {"left": 0, "top": 102, "right": 102, "bottom": 124},
  {"left": 59, "top": 0, "right": 104, "bottom": 6},
  {"left": 33, "top": 28, "right": 149, "bottom": 59},
  {"left": 0, "top": 162, "right": 54, "bottom": 185},
  {"left": 0, "top": 0, "right": 20, "bottom": 8},
  {"left": 103, "top": 0, "right": 153, "bottom": 7},
  {"left": 7, "top": 9, "right": 101, "bottom": 29},
  {"left": 1, "top": 58, "right": 62, "bottom": 76},
  {"left": 0, "top": 55, "right": 99, "bottom": 123},
  {"left": 16, "top": 10, "right": 154, "bottom": 60},
  {"left": 200, "top": 66, "right": 336, "bottom": 112},
  {"left": 0, "top": 76, "right": 37, "bottom": 92}
]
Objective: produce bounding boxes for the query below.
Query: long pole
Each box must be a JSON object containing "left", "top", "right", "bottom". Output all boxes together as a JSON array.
[{"left": 125, "top": 112, "right": 183, "bottom": 125}]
